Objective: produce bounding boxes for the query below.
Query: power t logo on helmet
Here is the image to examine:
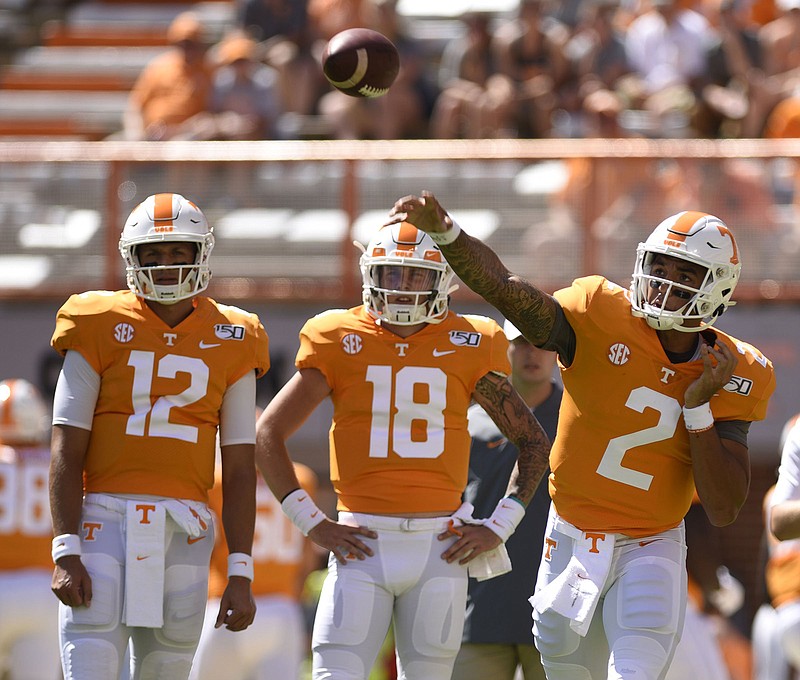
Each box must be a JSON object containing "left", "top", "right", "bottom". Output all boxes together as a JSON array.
[
  {"left": 359, "top": 221, "right": 458, "bottom": 325},
  {"left": 119, "top": 193, "right": 215, "bottom": 304},
  {"left": 630, "top": 211, "right": 742, "bottom": 332}
]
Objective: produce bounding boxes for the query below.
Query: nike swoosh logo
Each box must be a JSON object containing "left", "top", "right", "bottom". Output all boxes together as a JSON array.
[
  {"left": 310, "top": 511, "right": 319, "bottom": 518},
  {"left": 638, "top": 539, "right": 660, "bottom": 547},
  {"left": 199, "top": 341, "right": 221, "bottom": 349},
  {"left": 487, "top": 438, "right": 506, "bottom": 449},
  {"left": 136, "top": 555, "right": 149, "bottom": 561},
  {"left": 432, "top": 349, "right": 456, "bottom": 357},
  {"left": 235, "top": 561, "right": 247, "bottom": 566},
  {"left": 187, "top": 536, "right": 206, "bottom": 544}
]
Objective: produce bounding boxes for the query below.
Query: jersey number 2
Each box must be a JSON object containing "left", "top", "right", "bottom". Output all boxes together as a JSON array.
[{"left": 595, "top": 386, "right": 681, "bottom": 490}]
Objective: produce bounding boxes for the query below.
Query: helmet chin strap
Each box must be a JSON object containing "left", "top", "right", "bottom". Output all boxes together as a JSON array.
[
  {"left": 384, "top": 300, "right": 425, "bottom": 325},
  {"left": 641, "top": 309, "right": 712, "bottom": 333},
  {"left": 136, "top": 266, "right": 199, "bottom": 304},
  {"left": 644, "top": 313, "right": 707, "bottom": 333},
  {"left": 645, "top": 315, "right": 673, "bottom": 331},
  {"left": 391, "top": 305, "right": 414, "bottom": 324},
  {"left": 151, "top": 290, "right": 181, "bottom": 305}
]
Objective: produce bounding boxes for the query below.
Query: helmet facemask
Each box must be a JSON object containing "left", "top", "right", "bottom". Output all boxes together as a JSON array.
[
  {"left": 360, "top": 223, "right": 456, "bottom": 326},
  {"left": 119, "top": 193, "right": 214, "bottom": 304},
  {"left": 127, "top": 240, "right": 212, "bottom": 304},
  {"left": 364, "top": 261, "right": 448, "bottom": 325},
  {"left": 630, "top": 211, "right": 741, "bottom": 333}
]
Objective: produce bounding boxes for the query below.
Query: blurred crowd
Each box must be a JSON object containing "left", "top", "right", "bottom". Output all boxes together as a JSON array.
[{"left": 120, "top": 0, "right": 800, "bottom": 142}]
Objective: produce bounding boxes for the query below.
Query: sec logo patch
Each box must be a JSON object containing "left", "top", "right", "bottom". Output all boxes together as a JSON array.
[
  {"left": 608, "top": 343, "right": 630, "bottom": 365},
  {"left": 114, "top": 322, "right": 135, "bottom": 343},
  {"left": 342, "top": 333, "right": 363, "bottom": 355}
]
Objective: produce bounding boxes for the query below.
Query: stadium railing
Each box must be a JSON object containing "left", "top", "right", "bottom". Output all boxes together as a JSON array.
[{"left": 0, "top": 137, "right": 798, "bottom": 304}]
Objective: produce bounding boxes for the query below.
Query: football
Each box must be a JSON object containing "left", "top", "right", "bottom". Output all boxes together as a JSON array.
[{"left": 322, "top": 28, "right": 400, "bottom": 98}]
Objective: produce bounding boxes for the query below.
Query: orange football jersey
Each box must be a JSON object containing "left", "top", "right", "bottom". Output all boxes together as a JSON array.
[
  {"left": 0, "top": 444, "right": 52, "bottom": 570},
  {"left": 51, "top": 290, "right": 270, "bottom": 502},
  {"left": 296, "top": 306, "right": 510, "bottom": 514},
  {"left": 207, "top": 463, "right": 318, "bottom": 599},
  {"left": 550, "top": 276, "right": 775, "bottom": 537}
]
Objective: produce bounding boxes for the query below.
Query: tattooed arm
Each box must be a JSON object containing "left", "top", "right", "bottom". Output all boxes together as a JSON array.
[
  {"left": 473, "top": 371, "right": 551, "bottom": 505},
  {"left": 439, "top": 370, "right": 551, "bottom": 566},
  {"left": 439, "top": 373, "right": 550, "bottom": 564},
  {"left": 390, "top": 190, "right": 559, "bottom": 347}
]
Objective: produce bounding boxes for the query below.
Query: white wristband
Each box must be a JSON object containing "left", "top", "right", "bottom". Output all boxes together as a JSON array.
[
  {"left": 52, "top": 533, "right": 82, "bottom": 563},
  {"left": 281, "top": 488, "right": 327, "bottom": 536},
  {"left": 683, "top": 403, "right": 715, "bottom": 433},
  {"left": 485, "top": 496, "right": 526, "bottom": 542},
  {"left": 227, "top": 552, "right": 254, "bottom": 580},
  {"left": 427, "top": 220, "right": 461, "bottom": 245}
]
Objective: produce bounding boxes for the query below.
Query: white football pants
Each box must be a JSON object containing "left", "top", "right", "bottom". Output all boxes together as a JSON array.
[
  {"left": 59, "top": 496, "right": 214, "bottom": 680},
  {"left": 532, "top": 508, "right": 687, "bottom": 680},
  {"left": 312, "top": 512, "right": 468, "bottom": 680}
]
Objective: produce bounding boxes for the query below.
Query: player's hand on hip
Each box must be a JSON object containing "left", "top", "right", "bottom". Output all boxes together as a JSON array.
[
  {"left": 308, "top": 519, "right": 377, "bottom": 564},
  {"left": 388, "top": 191, "right": 452, "bottom": 234},
  {"left": 684, "top": 340, "right": 738, "bottom": 408},
  {"left": 439, "top": 524, "right": 502, "bottom": 565},
  {"left": 52, "top": 555, "right": 92, "bottom": 607},
  {"left": 216, "top": 577, "right": 256, "bottom": 631}
]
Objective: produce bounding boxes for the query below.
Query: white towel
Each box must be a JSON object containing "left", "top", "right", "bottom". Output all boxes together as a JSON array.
[
  {"left": 530, "top": 530, "right": 615, "bottom": 637},
  {"left": 123, "top": 501, "right": 167, "bottom": 628},
  {"left": 450, "top": 502, "right": 513, "bottom": 581}
]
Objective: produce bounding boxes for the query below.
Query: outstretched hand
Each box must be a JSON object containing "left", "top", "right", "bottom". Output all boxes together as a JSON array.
[{"left": 388, "top": 191, "right": 452, "bottom": 234}]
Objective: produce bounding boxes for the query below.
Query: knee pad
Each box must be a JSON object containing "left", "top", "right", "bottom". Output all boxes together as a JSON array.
[
  {"left": 313, "top": 566, "right": 375, "bottom": 647},
  {"left": 61, "top": 639, "right": 120, "bottom": 680},
  {"left": 155, "top": 565, "right": 208, "bottom": 646},
  {"left": 617, "top": 557, "right": 682, "bottom": 634},
  {"left": 608, "top": 635, "right": 667, "bottom": 680},
  {"left": 533, "top": 608, "right": 581, "bottom": 658},
  {"left": 406, "top": 576, "right": 465, "bottom": 657},
  {"left": 137, "top": 650, "right": 193, "bottom": 680}
]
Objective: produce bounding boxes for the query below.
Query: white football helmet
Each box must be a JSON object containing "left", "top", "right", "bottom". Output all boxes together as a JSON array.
[
  {"left": 0, "top": 379, "right": 49, "bottom": 445},
  {"left": 119, "top": 193, "right": 214, "bottom": 304},
  {"left": 360, "top": 222, "right": 457, "bottom": 325},
  {"left": 630, "top": 211, "right": 741, "bottom": 332}
]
